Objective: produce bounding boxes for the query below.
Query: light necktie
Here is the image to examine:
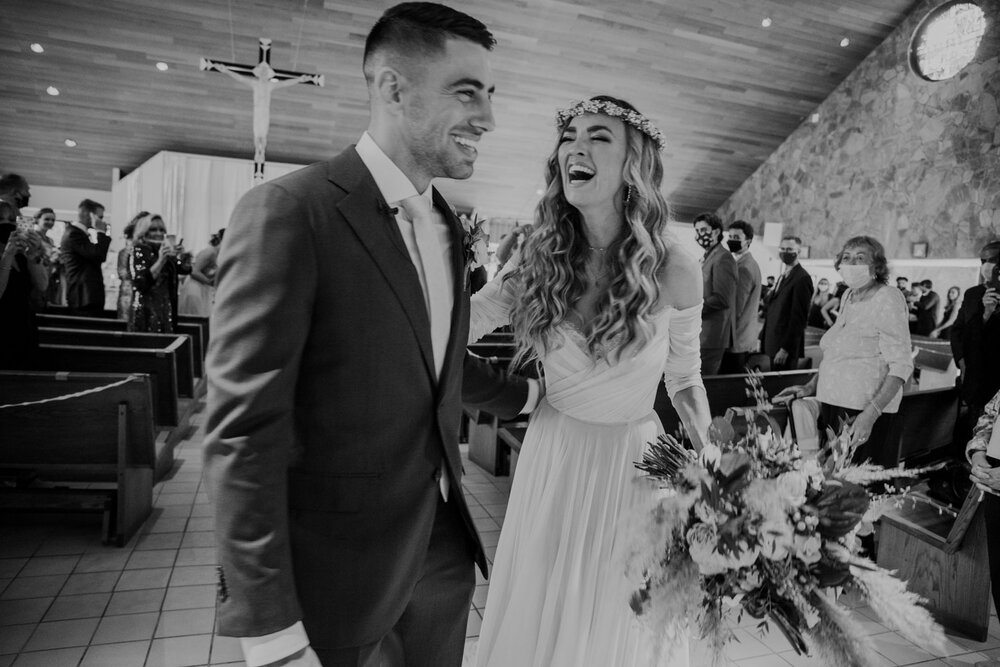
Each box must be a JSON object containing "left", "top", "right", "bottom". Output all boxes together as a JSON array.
[
  {"left": 397, "top": 195, "right": 451, "bottom": 379},
  {"left": 397, "top": 195, "right": 452, "bottom": 502}
]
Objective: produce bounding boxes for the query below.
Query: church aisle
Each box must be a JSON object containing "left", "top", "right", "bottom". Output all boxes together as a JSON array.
[{"left": 1, "top": 402, "right": 999, "bottom": 666}]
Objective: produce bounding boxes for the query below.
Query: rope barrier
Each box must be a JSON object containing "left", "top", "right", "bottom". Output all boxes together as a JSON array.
[{"left": 0, "top": 375, "right": 140, "bottom": 410}]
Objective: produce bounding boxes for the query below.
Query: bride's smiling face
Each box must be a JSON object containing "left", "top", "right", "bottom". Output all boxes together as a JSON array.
[{"left": 557, "top": 113, "right": 628, "bottom": 211}]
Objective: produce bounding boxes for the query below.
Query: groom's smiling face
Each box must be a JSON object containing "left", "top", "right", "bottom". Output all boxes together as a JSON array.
[{"left": 399, "top": 37, "right": 496, "bottom": 184}]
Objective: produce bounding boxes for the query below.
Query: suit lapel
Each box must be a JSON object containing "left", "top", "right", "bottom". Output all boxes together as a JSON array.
[
  {"left": 433, "top": 188, "right": 468, "bottom": 389},
  {"left": 331, "top": 153, "right": 436, "bottom": 381}
]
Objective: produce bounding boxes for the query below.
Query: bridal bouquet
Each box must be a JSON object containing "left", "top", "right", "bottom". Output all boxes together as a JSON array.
[{"left": 624, "top": 374, "right": 946, "bottom": 666}]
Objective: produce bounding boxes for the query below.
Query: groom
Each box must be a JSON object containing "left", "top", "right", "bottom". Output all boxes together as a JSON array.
[{"left": 204, "top": 4, "right": 535, "bottom": 666}]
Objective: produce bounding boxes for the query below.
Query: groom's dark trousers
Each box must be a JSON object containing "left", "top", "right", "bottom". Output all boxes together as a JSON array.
[{"left": 204, "top": 148, "right": 528, "bottom": 666}]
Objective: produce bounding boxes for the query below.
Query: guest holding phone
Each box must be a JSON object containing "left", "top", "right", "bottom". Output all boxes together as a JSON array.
[
  {"left": 129, "top": 213, "right": 190, "bottom": 333},
  {"left": 951, "top": 240, "right": 1000, "bottom": 425}
]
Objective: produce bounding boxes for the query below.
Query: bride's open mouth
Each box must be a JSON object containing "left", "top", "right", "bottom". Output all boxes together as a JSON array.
[{"left": 566, "top": 164, "right": 595, "bottom": 186}]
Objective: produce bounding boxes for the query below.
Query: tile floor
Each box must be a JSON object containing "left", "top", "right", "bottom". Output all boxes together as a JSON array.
[{"left": 2, "top": 402, "right": 1000, "bottom": 666}]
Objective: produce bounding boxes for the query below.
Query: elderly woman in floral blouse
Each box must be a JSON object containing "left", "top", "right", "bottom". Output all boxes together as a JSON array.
[
  {"left": 966, "top": 387, "right": 1000, "bottom": 643},
  {"left": 775, "top": 236, "right": 914, "bottom": 467}
]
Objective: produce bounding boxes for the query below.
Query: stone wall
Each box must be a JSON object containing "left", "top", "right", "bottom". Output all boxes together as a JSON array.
[{"left": 717, "top": 0, "right": 1000, "bottom": 260}]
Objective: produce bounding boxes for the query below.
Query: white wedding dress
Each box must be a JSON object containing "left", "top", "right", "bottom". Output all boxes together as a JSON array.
[{"left": 469, "top": 268, "right": 701, "bottom": 667}]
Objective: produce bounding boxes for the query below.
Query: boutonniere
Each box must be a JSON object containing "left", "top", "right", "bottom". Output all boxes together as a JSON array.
[{"left": 459, "top": 212, "right": 490, "bottom": 290}]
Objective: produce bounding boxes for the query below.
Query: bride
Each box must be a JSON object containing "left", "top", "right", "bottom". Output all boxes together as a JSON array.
[{"left": 470, "top": 95, "right": 712, "bottom": 667}]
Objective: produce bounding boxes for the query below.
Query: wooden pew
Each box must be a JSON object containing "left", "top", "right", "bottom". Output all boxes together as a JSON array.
[
  {"left": 654, "top": 369, "right": 819, "bottom": 437},
  {"left": 37, "top": 312, "right": 206, "bottom": 377},
  {"left": 891, "top": 385, "right": 960, "bottom": 463},
  {"left": 38, "top": 328, "right": 199, "bottom": 400},
  {"left": 878, "top": 487, "right": 989, "bottom": 640},
  {"left": 0, "top": 371, "right": 157, "bottom": 546},
  {"left": 34, "top": 343, "right": 186, "bottom": 427}
]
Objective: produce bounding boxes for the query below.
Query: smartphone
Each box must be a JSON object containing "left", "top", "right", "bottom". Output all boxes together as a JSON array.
[
  {"left": 165, "top": 233, "right": 177, "bottom": 248},
  {"left": 988, "top": 262, "right": 1000, "bottom": 291}
]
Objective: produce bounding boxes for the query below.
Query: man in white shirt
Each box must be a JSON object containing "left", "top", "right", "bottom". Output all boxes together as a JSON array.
[{"left": 204, "top": 4, "right": 537, "bottom": 667}]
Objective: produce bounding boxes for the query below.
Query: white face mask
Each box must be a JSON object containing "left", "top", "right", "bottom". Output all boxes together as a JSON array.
[{"left": 838, "top": 264, "right": 871, "bottom": 289}]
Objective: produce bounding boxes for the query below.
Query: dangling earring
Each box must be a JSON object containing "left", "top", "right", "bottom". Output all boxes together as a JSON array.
[{"left": 623, "top": 184, "right": 633, "bottom": 208}]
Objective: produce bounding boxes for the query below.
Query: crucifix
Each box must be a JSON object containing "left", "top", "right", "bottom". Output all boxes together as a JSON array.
[{"left": 200, "top": 38, "right": 324, "bottom": 183}]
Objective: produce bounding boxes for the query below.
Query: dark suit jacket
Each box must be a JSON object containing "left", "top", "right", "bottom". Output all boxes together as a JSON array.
[
  {"left": 950, "top": 284, "right": 1000, "bottom": 408},
  {"left": 762, "top": 263, "right": 812, "bottom": 361},
  {"left": 59, "top": 226, "right": 111, "bottom": 310},
  {"left": 731, "top": 252, "right": 762, "bottom": 354},
  {"left": 700, "top": 242, "right": 738, "bottom": 349},
  {"left": 204, "top": 148, "right": 528, "bottom": 648}
]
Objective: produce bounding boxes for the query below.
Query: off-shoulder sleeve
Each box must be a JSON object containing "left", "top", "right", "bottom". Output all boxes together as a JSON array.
[
  {"left": 468, "top": 253, "right": 521, "bottom": 344},
  {"left": 663, "top": 303, "right": 706, "bottom": 399},
  {"left": 876, "top": 287, "right": 915, "bottom": 381}
]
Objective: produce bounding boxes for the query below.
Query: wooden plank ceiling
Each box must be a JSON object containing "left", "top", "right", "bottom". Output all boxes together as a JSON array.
[{"left": 0, "top": 0, "right": 918, "bottom": 221}]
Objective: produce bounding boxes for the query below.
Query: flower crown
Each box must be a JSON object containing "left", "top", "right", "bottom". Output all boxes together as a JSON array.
[{"left": 556, "top": 99, "right": 667, "bottom": 151}]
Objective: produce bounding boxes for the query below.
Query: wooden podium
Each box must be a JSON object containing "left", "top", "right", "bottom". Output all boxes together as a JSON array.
[{"left": 877, "top": 487, "right": 991, "bottom": 641}]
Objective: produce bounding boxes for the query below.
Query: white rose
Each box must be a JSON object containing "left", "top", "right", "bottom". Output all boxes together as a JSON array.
[
  {"left": 473, "top": 240, "right": 489, "bottom": 266},
  {"left": 793, "top": 534, "right": 822, "bottom": 565},
  {"left": 759, "top": 519, "right": 793, "bottom": 560},
  {"left": 777, "top": 471, "right": 808, "bottom": 507},
  {"left": 800, "top": 458, "right": 825, "bottom": 490},
  {"left": 700, "top": 443, "right": 722, "bottom": 468}
]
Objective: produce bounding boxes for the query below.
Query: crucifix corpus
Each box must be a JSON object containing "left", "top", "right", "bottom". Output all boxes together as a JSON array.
[{"left": 200, "top": 38, "right": 324, "bottom": 183}]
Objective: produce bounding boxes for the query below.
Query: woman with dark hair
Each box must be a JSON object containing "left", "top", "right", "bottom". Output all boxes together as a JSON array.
[
  {"left": 178, "top": 228, "right": 224, "bottom": 316},
  {"left": 0, "top": 200, "right": 48, "bottom": 368},
  {"left": 129, "top": 214, "right": 189, "bottom": 332},
  {"left": 33, "top": 207, "right": 62, "bottom": 306},
  {"left": 807, "top": 276, "right": 834, "bottom": 329},
  {"left": 116, "top": 212, "right": 145, "bottom": 320},
  {"left": 776, "top": 236, "right": 913, "bottom": 467},
  {"left": 471, "top": 96, "right": 710, "bottom": 666},
  {"left": 931, "top": 285, "right": 961, "bottom": 339}
]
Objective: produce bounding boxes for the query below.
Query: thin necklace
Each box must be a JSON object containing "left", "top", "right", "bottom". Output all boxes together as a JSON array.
[{"left": 588, "top": 245, "right": 608, "bottom": 253}]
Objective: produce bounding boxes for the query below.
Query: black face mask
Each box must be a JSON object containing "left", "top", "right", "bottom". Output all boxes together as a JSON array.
[
  {"left": 695, "top": 230, "right": 715, "bottom": 249},
  {"left": 726, "top": 239, "right": 744, "bottom": 253},
  {"left": 14, "top": 192, "right": 29, "bottom": 208},
  {"left": 779, "top": 251, "right": 798, "bottom": 266}
]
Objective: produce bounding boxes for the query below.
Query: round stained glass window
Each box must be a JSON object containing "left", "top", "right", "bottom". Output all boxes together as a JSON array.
[{"left": 910, "top": 1, "right": 987, "bottom": 81}]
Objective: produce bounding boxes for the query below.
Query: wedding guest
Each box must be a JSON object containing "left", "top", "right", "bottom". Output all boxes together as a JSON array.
[
  {"left": 896, "top": 276, "right": 911, "bottom": 300},
  {"left": 60, "top": 198, "right": 111, "bottom": 316},
  {"left": 807, "top": 277, "right": 834, "bottom": 329},
  {"left": 965, "top": 387, "right": 1000, "bottom": 648},
  {"left": 0, "top": 173, "right": 30, "bottom": 211},
  {"left": 33, "top": 207, "right": 62, "bottom": 306},
  {"left": 930, "top": 285, "right": 961, "bottom": 339},
  {"left": 759, "top": 274, "right": 775, "bottom": 318},
  {"left": 775, "top": 236, "right": 913, "bottom": 467},
  {"left": 719, "top": 219, "right": 761, "bottom": 373},
  {"left": 129, "top": 214, "right": 189, "bottom": 332},
  {"left": 951, "top": 240, "right": 1000, "bottom": 424},
  {"left": 911, "top": 279, "right": 939, "bottom": 336},
  {"left": 470, "top": 94, "right": 711, "bottom": 666},
  {"left": 0, "top": 200, "right": 48, "bottom": 368},
  {"left": 761, "top": 235, "right": 812, "bottom": 370},
  {"left": 116, "top": 214, "right": 144, "bottom": 320},
  {"left": 179, "top": 228, "right": 224, "bottom": 316},
  {"left": 693, "top": 211, "right": 737, "bottom": 375},
  {"left": 819, "top": 280, "right": 848, "bottom": 327}
]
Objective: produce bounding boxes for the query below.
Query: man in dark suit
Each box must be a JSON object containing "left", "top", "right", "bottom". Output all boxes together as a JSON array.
[
  {"left": 951, "top": 241, "right": 1000, "bottom": 421},
  {"left": 762, "top": 235, "right": 813, "bottom": 371},
  {"left": 693, "top": 212, "right": 737, "bottom": 376},
  {"left": 912, "top": 278, "right": 940, "bottom": 336},
  {"left": 59, "top": 198, "right": 111, "bottom": 316},
  {"left": 204, "top": 5, "right": 534, "bottom": 667},
  {"left": 720, "top": 219, "right": 762, "bottom": 374}
]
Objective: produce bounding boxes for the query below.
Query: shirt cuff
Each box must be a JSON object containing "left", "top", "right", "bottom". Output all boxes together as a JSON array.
[
  {"left": 520, "top": 378, "right": 541, "bottom": 414},
  {"left": 240, "top": 621, "right": 310, "bottom": 667}
]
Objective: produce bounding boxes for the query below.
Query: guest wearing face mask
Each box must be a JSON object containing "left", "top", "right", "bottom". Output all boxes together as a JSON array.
[
  {"left": 719, "top": 219, "right": 761, "bottom": 374},
  {"left": 693, "top": 212, "right": 738, "bottom": 375},
  {"left": 775, "top": 236, "right": 913, "bottom": 467},
  {"left": 761, "top": 235, "right": 813, "bottom": 371},
  {"left": 808, "top": 278, "right": 834, "bottom": 329},
  {"left": 951, "top": 240, "right": 1000, "bottom": 425}
]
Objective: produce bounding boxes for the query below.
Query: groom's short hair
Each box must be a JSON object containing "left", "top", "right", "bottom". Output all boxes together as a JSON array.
[{"left": 363, "top": 2, "right": 496, "bottom": 84}]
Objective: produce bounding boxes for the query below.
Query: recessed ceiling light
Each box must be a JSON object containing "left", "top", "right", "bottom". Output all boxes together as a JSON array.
[
  {"left": 810, "top": 113, "right": 820, "bottom": 124},
  {"left": 761, "top": 17, "right": 772, "bottom": 28},
  {"left": 46, "top": 86, "right": 60, "bottom": 96},
  {"left": 840, "top": 37, "right": 850, "bottom": 47},
  {"left": 30, "top": 43, "right": 44, "bottom": 53},
  {"left": 156, "top": 62, "right": 169, "bottom": 71},
  {"left": 64, "top": 139, "right": 77, "bottom": 147}
]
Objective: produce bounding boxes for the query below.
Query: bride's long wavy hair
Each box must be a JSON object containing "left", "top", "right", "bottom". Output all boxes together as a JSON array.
[{"left": 507, "top": 95, "right": 672, "bottom": 367}]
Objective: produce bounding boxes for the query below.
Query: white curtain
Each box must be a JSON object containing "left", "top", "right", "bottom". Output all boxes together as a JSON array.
[{"left": 112, "top": 151, "right": 304, "bottom": 255}]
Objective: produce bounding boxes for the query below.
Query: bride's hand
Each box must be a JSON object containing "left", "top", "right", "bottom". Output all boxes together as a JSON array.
[{"left": 773, "top": 385, "right": 804, "bottom": 404}]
